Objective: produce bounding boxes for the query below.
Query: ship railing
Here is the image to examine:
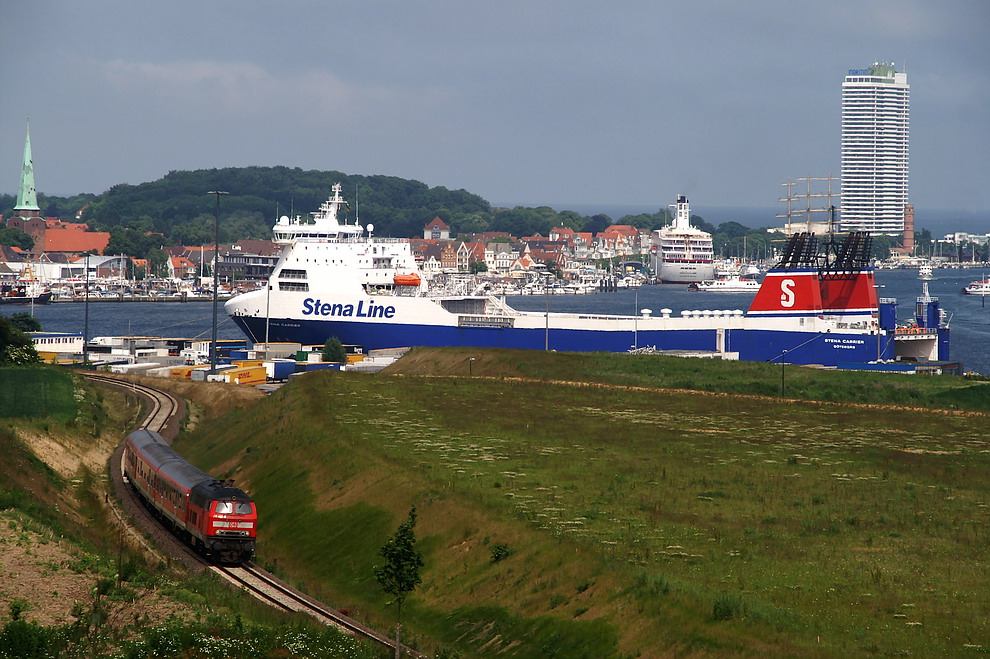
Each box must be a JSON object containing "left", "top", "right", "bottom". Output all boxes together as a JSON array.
[
  {"left": 835, "top": 320, "right": 870, "bottom": 330},
  {"left": 458, "top": 315, "right": 515, "bottom": 328},
  {"left": 894, "top": 326, "right": 937, "bottom": 337}
]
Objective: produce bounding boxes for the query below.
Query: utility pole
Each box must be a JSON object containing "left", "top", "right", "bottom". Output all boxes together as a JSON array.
[
  {"left": 207, "top": 190, "right": 228, "bottom": 374},
  {"left": 780, "top": 350, "right": 788, "bottom": 397}
]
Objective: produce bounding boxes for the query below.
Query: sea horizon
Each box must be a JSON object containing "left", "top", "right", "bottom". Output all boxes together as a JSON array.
[{"left": 496, "top": 202, "right": 990, "bottom": 235}]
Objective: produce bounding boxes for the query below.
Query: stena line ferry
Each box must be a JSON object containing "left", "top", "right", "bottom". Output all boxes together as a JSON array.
[{"left": 225, "top": 184, "right": 950, "bottom": 368}]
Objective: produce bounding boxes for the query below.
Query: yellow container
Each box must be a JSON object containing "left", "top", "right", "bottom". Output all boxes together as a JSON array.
[
  {"left": 222, "top": 366, "right": 267, "bottom": 386},
  {"left": 231, "top": 360, "right": 265, "bottom": 368},
  {"left": 170, "top": 365, "right": 200, "bottom": 379}
]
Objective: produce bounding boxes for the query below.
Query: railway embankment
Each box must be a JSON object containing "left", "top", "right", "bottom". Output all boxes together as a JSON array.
[
  {"left": 3, "top": 349, "right": 990, "bottom": 657},
  {"left": 172, "top": 349, "right": 990, "bottom": 657}
]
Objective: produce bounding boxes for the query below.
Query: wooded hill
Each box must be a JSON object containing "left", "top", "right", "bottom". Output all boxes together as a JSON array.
[
  {"left": 0, "top": 165, "right": 877, "bottom": 260},
  {"left": 1, "top": 166, "right": 672, "bottom": 250}
]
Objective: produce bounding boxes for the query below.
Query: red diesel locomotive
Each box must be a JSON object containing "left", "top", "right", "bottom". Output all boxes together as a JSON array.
[{"left": 123, "top": 429, "right": 257, "bottom": 563}]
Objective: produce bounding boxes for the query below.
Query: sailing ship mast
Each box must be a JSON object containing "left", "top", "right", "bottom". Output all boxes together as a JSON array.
[{"left": 776, "top": 175, "right": 840, "bottom": 234}]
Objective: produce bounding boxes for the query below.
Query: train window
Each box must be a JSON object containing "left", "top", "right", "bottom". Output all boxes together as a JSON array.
[
  {"left": 215, "top": 502, "right": 234, "bottom": 514},
  {"left": 235, "top": 503, "right": 253, "bottom": 515}
]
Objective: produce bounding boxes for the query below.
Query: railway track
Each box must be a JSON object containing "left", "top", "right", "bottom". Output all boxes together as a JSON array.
[
  {"left": 215, "top": 563, "right": 425, "bottom": 657},
  {"left": 86, "top": 372, "right": 422, "bottom": 657},
  {"left": 83, "top": 372, "right": 181, "bottom": 435}
]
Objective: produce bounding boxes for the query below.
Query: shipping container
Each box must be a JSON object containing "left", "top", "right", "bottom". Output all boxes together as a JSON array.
[
  {"left": 231, "top": 360, "right": 265, "bottom": 368},
  {"left": 191, "top": 365, "right": 233, "bottom": 382},
  {"left": 169, "top": 365, "right": 200, "bottom": 379},
  {"left": 264, "top": 359, "right": 296, "bottom": 380},
  {"left": 303, "top": 362, "right": 342, "bottom": 371},
  {"left": 222, "top": 365, "right": 268, "bottom": 386},
  {"left": 110, "top": 362, "right": 162, "bottom": 374}
]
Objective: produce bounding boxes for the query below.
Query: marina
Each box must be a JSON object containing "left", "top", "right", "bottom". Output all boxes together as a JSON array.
[{"left": 5, "top": 268, "right": 988, "bottom": 373}]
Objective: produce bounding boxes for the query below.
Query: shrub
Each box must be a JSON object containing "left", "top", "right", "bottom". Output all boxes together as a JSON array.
[
  {"left": 321, "top": 337, "right": 347, "bottom": 363},
  {"left": 490, "top": 543, "right": 511, "bottom": 563},
  {"left": 712, "top": 592, "right": 743, "bottom": 621}
]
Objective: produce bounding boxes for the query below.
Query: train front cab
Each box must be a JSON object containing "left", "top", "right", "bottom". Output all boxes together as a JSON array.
[{"left": 189, "top": 482, "right": 257, "bottom": 564}]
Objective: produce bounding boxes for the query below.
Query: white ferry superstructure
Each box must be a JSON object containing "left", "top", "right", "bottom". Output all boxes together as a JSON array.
[
  {"left": 225, "top": 184, "right": 951, "bottom": 368},
  {"left": 650, "top": 195, "right": 715, "bottom": 284}
]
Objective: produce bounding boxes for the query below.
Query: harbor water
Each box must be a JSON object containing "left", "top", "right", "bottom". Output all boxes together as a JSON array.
[{"left": 3, "top": 269, "right": 989, "bottom": 374}]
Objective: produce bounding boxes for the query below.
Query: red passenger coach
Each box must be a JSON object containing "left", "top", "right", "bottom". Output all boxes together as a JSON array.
[{"left": 123, "top": 429, "right": 257, "bottom": 563}]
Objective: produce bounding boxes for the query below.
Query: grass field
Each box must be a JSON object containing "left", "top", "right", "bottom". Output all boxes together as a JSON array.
[
  {"left": 176, "top": 350, "right": 990, "bottom": 657},
  {"left": 0, "top": 366, "right": 77, "bottom": 421}
]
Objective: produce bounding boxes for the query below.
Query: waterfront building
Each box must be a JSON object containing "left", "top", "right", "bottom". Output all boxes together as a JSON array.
[{"left": 840, "top": 62, "right": 910, "bottom": 235}]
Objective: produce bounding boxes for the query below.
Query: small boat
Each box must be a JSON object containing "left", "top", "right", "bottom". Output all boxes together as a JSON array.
[
  {"left": 919, "top": 264, "right": 933, "bottom": 280},
  {"left": 963, "top": 277, "right": 990, "bottom": 295},
  {"left": 0, "top": 281, "right": 53, "bottom": 305},
  {"left": 689, "top": 274, "right": 761, "bottom": 293},
  {"left": 393, "top": 273, "right": 422, "bottom": 287}
]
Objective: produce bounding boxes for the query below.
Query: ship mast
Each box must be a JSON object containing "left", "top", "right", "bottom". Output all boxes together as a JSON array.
[{"left": 776, "top": 175, "right": 840, "bottom": 234}]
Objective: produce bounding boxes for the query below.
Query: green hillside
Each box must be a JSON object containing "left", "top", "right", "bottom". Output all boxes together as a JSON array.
[
  {"left": 0, "top": 372, "right": 385, "bottom": 658},
  {"left": 176, "top": 354, "right": 990, "bottom": 657}
]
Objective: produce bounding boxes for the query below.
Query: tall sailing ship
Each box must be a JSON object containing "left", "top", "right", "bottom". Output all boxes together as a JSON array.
[{"left": 649, "top": 195, "right": 715, "bottom": 283}]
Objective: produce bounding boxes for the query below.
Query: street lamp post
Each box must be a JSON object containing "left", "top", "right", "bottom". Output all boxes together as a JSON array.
[
  {"left": 544, "top": 273, "right": 550, "bottom": 351},
  {"left": 780, "top": 349, "right": 788, "bottom": 397},
  {"left": 207, "top": 190, "right": 228, "bottom": 374},
  {"left": 83, "top": 253, "right": 90, "bottom": 366}
]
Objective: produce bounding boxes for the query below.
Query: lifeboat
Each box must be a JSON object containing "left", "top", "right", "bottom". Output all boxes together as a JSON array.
[{"left": 393, "top": 273, "right": 422, "bottom": 287}]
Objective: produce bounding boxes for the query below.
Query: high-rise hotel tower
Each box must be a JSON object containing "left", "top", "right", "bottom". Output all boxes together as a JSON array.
[{"left": 840, "top": 62, "right": 909, "bottom": 235}]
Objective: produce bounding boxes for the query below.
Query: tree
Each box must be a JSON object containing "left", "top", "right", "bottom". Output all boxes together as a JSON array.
[
  {"left": 147, "top": 248, "right": 169, "bottom": 278},
  {"left": 374, "top": 506, "right": 424, "bottom": 659},
  {"left": 0, "top": 316, "right": 40, "bottom": 365},
  {"left": 582, "top": 214, "right": 611, "bottom": 234},
  {"left": 8, "top": 313, "right": 41, "bottom": 333},
  {"left": 691, "top": 216, "right": 717, "bottom": 234},
  {"left": 0, "top": 226, "right": 34, "bottom": 250},
  {"left": 321, "top": 336, "right": 347, "bottom": 363}
]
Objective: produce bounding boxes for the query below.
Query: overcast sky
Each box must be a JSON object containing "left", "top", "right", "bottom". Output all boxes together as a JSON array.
[{"left": 2, "top": 0, "right": 988, "bottom": 219}]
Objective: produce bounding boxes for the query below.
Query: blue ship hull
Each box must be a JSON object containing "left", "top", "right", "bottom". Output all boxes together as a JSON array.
[{"left": 230, "top": 314, "right": 896, "bottom": 366}]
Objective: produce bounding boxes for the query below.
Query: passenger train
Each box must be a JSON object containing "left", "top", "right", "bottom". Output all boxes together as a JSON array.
[{"left": 123, "top": 429, "right": 257, "bottom": 564}]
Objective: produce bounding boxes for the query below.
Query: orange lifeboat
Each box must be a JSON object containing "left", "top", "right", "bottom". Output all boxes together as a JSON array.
[{"left": 393, "top": 273, "right": 422, "bottom": 287}]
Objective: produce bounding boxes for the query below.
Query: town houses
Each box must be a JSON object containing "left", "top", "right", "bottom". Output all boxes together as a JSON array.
[
  {"left": 1, "top": 123, "right": 650, "bottom": 297},
  {"left": 2, "top": 212, "right": 652, "bottom": 299},
  {"left": 410, "top": 217, "right": 650, "bottom": 281}
]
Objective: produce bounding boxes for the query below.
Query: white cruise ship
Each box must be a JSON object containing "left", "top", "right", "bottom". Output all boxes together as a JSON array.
[{"left": 650, "top": 195, "right": 715, "bottom": 284}]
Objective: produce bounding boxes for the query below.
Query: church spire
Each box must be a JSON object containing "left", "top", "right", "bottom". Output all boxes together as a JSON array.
[{"left": 14, "top": 121, "right": 40, "bottom": 212}]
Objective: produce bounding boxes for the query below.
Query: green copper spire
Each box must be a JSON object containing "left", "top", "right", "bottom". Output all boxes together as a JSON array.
[{"left": 14, "top": 121, "right": 40, "bottom": 212}]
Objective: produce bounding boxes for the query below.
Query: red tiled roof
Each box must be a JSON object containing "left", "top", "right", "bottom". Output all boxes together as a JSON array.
[
  {"left": 600, "top": 224, "right": 640, "bottom": 238},
  {"left": 43, "top": 229, "right": 111, "bottom": 254},
  {"left": 424, "top": 216, "right": 450, "bottom": 230}
]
